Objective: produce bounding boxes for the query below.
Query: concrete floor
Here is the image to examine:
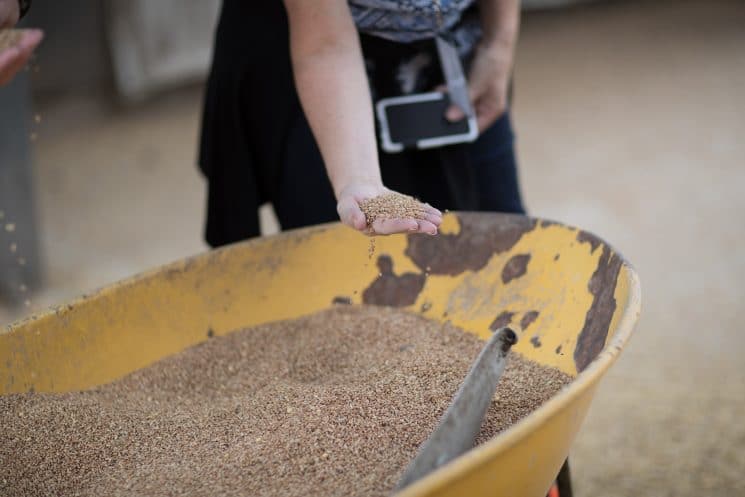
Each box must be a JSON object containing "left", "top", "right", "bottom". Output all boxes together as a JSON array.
[
  {"left": 515, "top": 2, "right": 745, "bottom": 496},
  {"left": 2, "top": 0, "right": 744, "bottom": 495}
]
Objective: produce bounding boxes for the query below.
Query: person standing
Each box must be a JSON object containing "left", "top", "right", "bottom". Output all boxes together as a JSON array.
[{"left": 199, "top": 0, "right": 523, "bottom": 245}]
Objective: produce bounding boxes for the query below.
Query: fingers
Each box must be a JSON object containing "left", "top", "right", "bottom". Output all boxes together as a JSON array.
[
  {"left": 476, "top": 107, "right": 499, "bottom": 133},
  {"left": 475, "top": 99, "right": 504, "bottom": 133},
  {"left": 0, "top": 49, "right": 29, "bottom": 84},
  {"left": 0, "top": 43, "right": 19, "bottom": 68},
  {"left": 371, "top": 218, "right": 419, "bottom": 235},
  {"left": 445, "top": 77, "right": 507, "bottom": 130},
  {"left": 448, "top": 92, "right": 502, "bottom": 130},
  {"left": 445, "top": 96, "right": 504, "bottom": 126},
  {"left": 420, "top": 203, "right": 443, "bottom": 225},
  {"left": 19, "top": 29, "right": 44, "bottom": 52},
  {"left": 337, "top": 188, "right": 443, "bottom": 236},
  {"left": 445, "top": 104, "right": 465, "bottom": 122},
  {"left": 423, "top": 203, "right": 442, "bottom": 217},
  {"left": 434, "top": 84, "right": 467, "bottom": 124},
  {"left": 473, "top": 79, "right": 507, "bottom": 131},
  {"left": 367, "top": 200, "right": 442, "bottom": 235},
  {"left": 370, "top": 218, "right": 439, "bottom": 236},
  {"left": 415, "top": 219, "right": 439, "bottom": 235},
  {"left": 365, "top": 201, "right": 442, "bottom": 235},
  {"left": 0, "top": 30, "right": 43, "bottom": 87},
  {"left": 445, "top": 81, "right": 480, "bottom": 122},
  {"left": 0, "top": 46, "right": 22, "bottom": 85},
  {"left": 422, "top": 208, "right": 442, "bottom": 227}
]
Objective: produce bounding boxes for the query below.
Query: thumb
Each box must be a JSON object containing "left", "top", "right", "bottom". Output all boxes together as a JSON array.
[
  {"left": 435, "top": 85, "right": 464, "bottom": 122},
  {"left": 336, "top": 196, "right": 368, "bottom": 232},
  {"left": 445, "top": 103, "right": 465, "bottom": 122},
  {"left": 444, "top": 82, "right": 481, "bottom": 122}
]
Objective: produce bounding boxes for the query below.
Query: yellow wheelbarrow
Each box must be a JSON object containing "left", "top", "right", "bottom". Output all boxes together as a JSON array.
[{"left": 0, "top": 212, "right": 640, "bottom": 497}]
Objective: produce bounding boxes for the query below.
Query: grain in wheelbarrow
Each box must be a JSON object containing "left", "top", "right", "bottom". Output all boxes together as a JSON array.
[{"left": 0, "top": 306, "right": 571, "bottom": 497}]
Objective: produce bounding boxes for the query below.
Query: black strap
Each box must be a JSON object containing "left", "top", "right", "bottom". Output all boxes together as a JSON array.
[{"left": 18, "top": 0, "right": 32, "bottom": 19}]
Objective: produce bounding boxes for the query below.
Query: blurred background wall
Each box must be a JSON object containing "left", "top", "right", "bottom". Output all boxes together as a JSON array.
[
  {"left": 25, "top": 0, "right": 220, "bottom": 101},
  {"left": 25, "top": 0, "right": 592, "bottom": 101}
]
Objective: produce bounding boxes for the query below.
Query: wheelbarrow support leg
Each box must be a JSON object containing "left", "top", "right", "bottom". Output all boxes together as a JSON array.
[{"left": 556, "top": 459, "right": 573, "bottom": 497}]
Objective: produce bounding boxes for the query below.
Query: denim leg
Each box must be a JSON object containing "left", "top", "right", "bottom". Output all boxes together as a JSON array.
[{"left": 469, "top": 111, "right": 526, "bottom": 214}]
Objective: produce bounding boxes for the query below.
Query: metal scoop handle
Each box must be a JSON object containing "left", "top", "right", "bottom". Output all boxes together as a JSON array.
[{"left": 395, "top": 327, "right": 518, "bottom": 492}]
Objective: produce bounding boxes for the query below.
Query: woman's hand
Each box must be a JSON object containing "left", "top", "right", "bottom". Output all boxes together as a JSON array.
[
  {"left": 336, "top": 181, "right": 442, "bottom": 236},
  {"left": 0, "top": 29, "right": 43, "bottom": 86},
  {"left": 445, "top": 40, "right": 514, "bottom": 132},
  {"left": 445, "top": 0, "right": 519, "bottom": 132},
  {"left": 0, "top": 0, "right": 44, "bottom": 87}
]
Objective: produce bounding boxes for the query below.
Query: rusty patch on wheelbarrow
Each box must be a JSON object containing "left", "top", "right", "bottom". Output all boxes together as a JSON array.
[
  {"left": 405, "top": 214, "right": 537, "bottom": 275},
  {"left": 490, "top": 311, "right": 515, "bottom": 331},
  {"left": 502, "top": 254, "right": 531, "bottom": 284},
  {"left": 574, "top": 244, "right": 623, "bottom": 372},
  {"left": 520, "top": 310, "right": 540, "bottom": 330},
  {"left": 577, "top": 230, "right": 602, "bottom": 254},
  {"left": 362, "top": 255, "right": 426, "bottom": 307}
]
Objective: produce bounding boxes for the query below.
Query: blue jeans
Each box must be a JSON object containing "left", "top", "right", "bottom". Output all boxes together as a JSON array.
[{"left": 469, "top": 110, "right": 526, "bottom": 214}]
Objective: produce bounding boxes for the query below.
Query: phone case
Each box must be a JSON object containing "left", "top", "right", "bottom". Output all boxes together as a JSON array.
[{"left": 375, "top": 92, "right": 478, "bottom": 153}]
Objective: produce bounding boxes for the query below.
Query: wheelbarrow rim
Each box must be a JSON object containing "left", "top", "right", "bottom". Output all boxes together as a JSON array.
[
  {"left": 395, "top": 237, "right": 641, "bottom": 496},
  {"left": 2, "top": 215, "right": 642, "bottom": 497}
]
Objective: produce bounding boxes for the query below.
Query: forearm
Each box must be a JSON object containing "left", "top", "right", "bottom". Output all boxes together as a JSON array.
[
  {"left": 287, "top": 9, "right": 381, "bottom": 198},
  {"left": 478, "top": 0, "right": 520, "bottom": 50}
]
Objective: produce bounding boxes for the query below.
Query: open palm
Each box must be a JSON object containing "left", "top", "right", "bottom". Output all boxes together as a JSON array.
[
  {"left": 336, "top": 182, "right": 442, "bottom": 236},
  {"left": 0, "top": 29, "right": 43, "bottom": 86}
]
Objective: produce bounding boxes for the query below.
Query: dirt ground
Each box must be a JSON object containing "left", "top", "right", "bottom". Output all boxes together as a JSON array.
[{"left": 1, "top": 1, "right": 744, "bottom": 495}]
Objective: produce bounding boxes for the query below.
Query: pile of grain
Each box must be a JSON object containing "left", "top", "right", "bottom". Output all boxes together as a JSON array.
[
  {"left": 359, "top": 193, "right": 428, "bottom": 226},
  {"left": 1, "top": 306, "right": 571, "bottom": 497}
]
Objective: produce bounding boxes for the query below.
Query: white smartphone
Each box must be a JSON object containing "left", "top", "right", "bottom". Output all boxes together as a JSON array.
[{"left": 375, "top": 91, "right": 478, "bottom": 154}]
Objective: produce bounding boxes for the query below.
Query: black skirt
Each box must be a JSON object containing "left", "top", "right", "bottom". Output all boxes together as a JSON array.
[{"left": 199, "top": 0, "right": 519, "bottom": 248}]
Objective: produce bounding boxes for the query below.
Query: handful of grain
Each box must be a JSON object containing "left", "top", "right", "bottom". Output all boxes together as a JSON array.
[
  {"left": 359, "top": 192, "right": 428, "bottom": 226},
  {"left": 0, "top": 29, "right": 23, "bottom": 52}
]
